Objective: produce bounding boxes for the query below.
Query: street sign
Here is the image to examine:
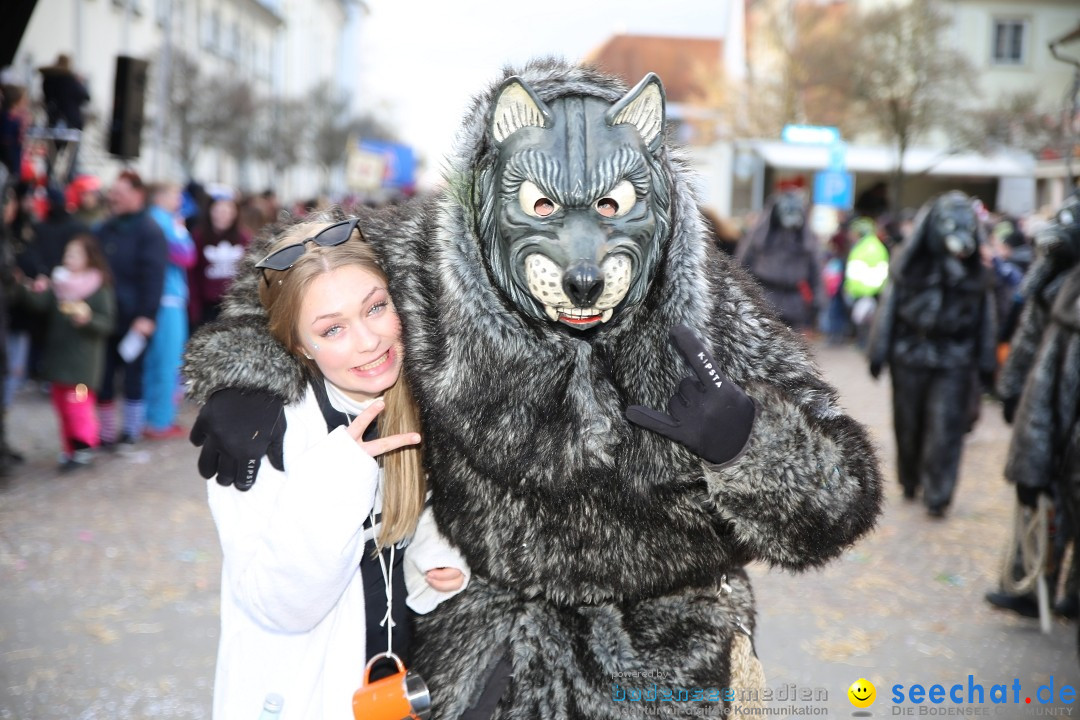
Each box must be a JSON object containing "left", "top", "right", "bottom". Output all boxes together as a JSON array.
[
  {"left": 357, "top": 139, "right": 416, "bottom": 191},
  {"left": 781, "top": 124, "right": 841, "bottom": 145},
  {"left": 828, "top": 141, "right": 847, "bottom": 172},
  {"left": 813, "top": 170, "right": 854, "bottom": 210},
  {"left": 346, "top": 146, "right": 387, "bottom": 192}
]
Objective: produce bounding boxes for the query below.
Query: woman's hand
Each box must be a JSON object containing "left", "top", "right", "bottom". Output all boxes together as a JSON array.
[
  {"left": 424, "top": 567, "right": 465, "bottom": 592},
  {"left": 346, "top": 399, "right": 421, "bottom": 457},
  {"left": 68, "top": 302, "right": 91, "bottom": 325}
]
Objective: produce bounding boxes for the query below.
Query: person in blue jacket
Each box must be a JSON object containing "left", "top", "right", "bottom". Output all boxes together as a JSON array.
[
  {"left": 144, "top": 182, "right": 196, "bottom": 438},
  {"left": 93, "top": 170, "right": 167, "bottom": 446}
]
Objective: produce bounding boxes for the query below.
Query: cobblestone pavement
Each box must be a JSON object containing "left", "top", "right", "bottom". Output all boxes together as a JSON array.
[{"left": 1, "top": 341, "right": 1077, "bottom": 719}]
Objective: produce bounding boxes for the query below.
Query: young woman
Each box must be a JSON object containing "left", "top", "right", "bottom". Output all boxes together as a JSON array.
[
  {"left": 17, "top": 233, "right": 115, "bottom": 470},
  {"left": 189, "top": 194, "right": 250, "bottom": 329},
  {"left": 207, "top": 217, "right": 468, "bottom": 720}
]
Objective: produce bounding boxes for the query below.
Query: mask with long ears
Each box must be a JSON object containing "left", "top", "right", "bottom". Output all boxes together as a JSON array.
[{"left": 482, "top": 74, "right": 670, "bottom": 331}]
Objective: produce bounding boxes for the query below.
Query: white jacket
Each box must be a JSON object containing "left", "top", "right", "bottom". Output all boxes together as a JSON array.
[{"left": 208, "top": 384, "right": 468, "bottom": 720}]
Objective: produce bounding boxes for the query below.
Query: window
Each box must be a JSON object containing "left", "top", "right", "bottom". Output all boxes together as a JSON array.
[
  {"left": 992, "top": 19, "right": 1028, "bottom": 65},
  {"left": 203, "top": 10, "right": 220, "bottom": 52},
  {"left": 230, "top": 23, "right": 241, "bottom": 60}
]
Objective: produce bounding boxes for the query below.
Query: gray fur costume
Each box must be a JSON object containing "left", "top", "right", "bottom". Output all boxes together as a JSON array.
[
  {"left": 998, "top": 194, "right": 1080, "bottom": 429},
  {"left": 868, "top": 191, "right": 996, "bottom": 513},
  {"left": 185, "top": 60, "right": 882, "bottom": 718},
  {"left": 1002, "top": 194, "right": 1080, "bottom": 513},
  {"left": 736, "top": 191, "right": 823, "bottom": 330}
]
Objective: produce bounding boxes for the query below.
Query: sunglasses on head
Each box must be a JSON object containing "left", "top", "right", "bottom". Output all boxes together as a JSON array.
[{"left": 255, "top": 218, "right": 363, "bottom": 284}]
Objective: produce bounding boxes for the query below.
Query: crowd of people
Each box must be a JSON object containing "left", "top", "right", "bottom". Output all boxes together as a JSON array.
[{"left": 0, "top": 161, "right": 310, "bottom": 474}]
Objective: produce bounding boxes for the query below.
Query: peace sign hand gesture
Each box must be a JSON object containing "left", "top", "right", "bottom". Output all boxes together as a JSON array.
[
  {"left": 625, "top": 325, "right": 756, "bottom": 466},
  {"left": 345, "top": 400, "right": 422, "bottom": 458}
]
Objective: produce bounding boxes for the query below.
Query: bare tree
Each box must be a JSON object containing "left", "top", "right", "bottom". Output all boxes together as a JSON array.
[
  {"left": 789, "top": 2, "right": 857, "bottom": 136},
  {"left": 254, "top": 96, "right": 309, "bottom": 189},
  {"left": 308, "top": 81, "right": 352, "bottom": 192},
  {"left": 954, "top": 89, "right": 1067, "bottom": 157},
  {"left": 712, "top": 0, "right": 857, "bottom": 141},
  {"left": 164, "top": 49, "right": 220, "bottom": 179},
  {"left": 204, "top": 76, "right": 257, "bottom": 188},
  {"left": 349, "top": 113, "right": 398, "bottom": 144},
  {"left": 850, "top": 0, "right": 977, "bottom": 208}
]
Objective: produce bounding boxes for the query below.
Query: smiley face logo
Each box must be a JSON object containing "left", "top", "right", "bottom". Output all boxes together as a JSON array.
[{"left": 848, "top": 678, "right": 876, "bottom": 708}]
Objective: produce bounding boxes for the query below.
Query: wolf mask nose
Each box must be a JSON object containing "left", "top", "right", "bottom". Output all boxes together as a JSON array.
[{"left": 563, "top": 260, "right": 605, "bottom": 306}]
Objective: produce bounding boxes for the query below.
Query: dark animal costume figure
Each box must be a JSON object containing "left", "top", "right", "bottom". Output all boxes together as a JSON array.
[
  {"left": 736, "top": 191, "right": 823, "bottom": 330},
  {"left": 998, "top": 194, "right": 1080, "bottom": 425},
  {"left": 185, "top": 61, "right": 882, "bottom": 718},
  {"left": 1002, "top": 198, "right": 1080, "bottom": 540},
  {"left": 868, "top": 191, "right": 997, "bottom": 517},
  {"left": 988, "top": 193, "right": 1080, "bottom": 620}
]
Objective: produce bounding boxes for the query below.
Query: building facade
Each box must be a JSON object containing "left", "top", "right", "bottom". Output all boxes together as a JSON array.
[
  {"left": 10, "top": 0, "right": 358, "bottom": 199},
  {"left": 726, "top": 0, "right": 1079, "bottom": 218}
]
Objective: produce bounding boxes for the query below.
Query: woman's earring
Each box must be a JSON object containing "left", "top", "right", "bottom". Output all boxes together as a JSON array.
[{"left": 312, "top": 343, "right": 320, "bottom": 351}]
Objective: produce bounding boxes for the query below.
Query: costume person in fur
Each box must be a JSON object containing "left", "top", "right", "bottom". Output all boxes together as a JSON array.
[
  {"left": 867, "top": 191, "right": 997, "bottom": 517},
  {"left": 998, "top": 193, "right": 1080, "bottom": 426},
  {"left": 986, "top": 193, "right": 1080, "bottom": 618},
  {"left": 185, "top": 60, "right": 882, "bottom": 717},
  {"left": 736, "top": 188, "right": 823, "bottom": 330}
]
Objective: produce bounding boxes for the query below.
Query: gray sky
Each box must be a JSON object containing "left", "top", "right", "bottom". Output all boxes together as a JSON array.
[{"left": 355, "top": 0, "right": 732, "bottom": 186}]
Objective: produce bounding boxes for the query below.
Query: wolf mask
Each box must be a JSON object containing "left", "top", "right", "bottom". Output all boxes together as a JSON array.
[{"left": 477, "top": 73, "right": 669, "bottom": 330}]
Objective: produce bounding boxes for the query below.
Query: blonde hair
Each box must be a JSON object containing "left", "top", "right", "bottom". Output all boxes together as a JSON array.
[{"left": 257, "top": 219, "right": 426, "bottom": 546}]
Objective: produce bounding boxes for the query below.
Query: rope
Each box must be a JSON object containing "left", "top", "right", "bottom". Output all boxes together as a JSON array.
[
  {"left": 728, "top": 633, "right": 766, "bottom": 712},
  {"left": 1000, "top": 493, "right": 1051, "bottom": 596}
]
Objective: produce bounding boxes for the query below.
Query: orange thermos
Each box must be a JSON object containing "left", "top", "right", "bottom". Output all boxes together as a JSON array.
[{"left": 352, "top": 652, "right": 431, "bottom": 720}]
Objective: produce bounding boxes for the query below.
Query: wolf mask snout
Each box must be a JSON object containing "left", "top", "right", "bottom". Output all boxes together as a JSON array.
[{"left": 486, "top": 72, "right": 668, "bottom": 331}]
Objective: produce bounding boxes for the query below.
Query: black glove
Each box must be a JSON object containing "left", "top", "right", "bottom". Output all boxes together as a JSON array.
[
  {"left": 190, "top": 388, "right": 286, "bottom": 491},
  {"left": 625, "top": 325, "right": 756, "bottom": 466},
  {"left": 1016, "top": 483, "right": 1045, "bottom": 509},
  {"left": 869, "top": 360, "right": 883, "bottom": 380},
  {"left": 1002, "top": 395, "right": 1019, "bottom": 425}
]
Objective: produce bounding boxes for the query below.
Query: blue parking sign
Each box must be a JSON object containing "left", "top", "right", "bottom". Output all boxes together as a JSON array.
[{"left": 813, "top": 170, "right": 854, "bottom": 210}]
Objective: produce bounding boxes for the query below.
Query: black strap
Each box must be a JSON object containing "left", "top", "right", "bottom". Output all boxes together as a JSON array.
[
  {"left": 463, "top": 643, "right": 513, "bottom": 719},
  {"left": 309, "top": 379, "right": 410, "bottom": 666}
]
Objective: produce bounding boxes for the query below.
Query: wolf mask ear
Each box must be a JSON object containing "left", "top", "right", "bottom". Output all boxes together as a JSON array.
[
  {"left": 605, "top": 73, "right": 666, "bottom": 152},
  {"left": 490, "top": 76, "right": 553, "bottom": 146}
]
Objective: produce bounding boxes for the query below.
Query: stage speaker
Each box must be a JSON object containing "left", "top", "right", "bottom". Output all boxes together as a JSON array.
[{"left": 108, "top": 55, "right": 149, "bottom": 159}]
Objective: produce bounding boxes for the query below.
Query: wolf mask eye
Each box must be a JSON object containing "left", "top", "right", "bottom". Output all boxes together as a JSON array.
[
  {"left": 595, "top": 180, "right": 636, "bottom": 219},
  {"left": 519, "top": 181, "right": 560, "bottom": 218}
]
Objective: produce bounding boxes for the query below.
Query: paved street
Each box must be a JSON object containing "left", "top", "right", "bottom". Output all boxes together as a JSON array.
[{"left": 1, "top": 340, "right": 1077, "bottom": 719}]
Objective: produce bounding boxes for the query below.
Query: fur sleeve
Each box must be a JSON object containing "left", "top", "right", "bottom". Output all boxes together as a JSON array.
[
  {"left": 997, "top": 299, "right": 1048, "bottom": 402},
  {"left": 702, "top": 260, "right": 883, "bottom": 570},
  {"left": 182, "top": 218, "right": 311, "bottom": 405},
  {"left": 866, "top": 280, "right": 897, "bottom": 370},
  {"left": 705, "top": 384, "right": 883, "bottom": 570}
]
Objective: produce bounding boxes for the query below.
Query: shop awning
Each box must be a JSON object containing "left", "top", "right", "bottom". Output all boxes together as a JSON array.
[{"left": 747, "top": 140, "right": 1035, "bottom": 178}]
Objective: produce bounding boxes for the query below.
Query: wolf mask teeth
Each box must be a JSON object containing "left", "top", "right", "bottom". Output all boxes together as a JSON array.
[
  {"left": 526, "top": 253, "right": 631, "bottom": 329},
  {"left": 482, "top": 73, "right": 670, "bottom": 330}
]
